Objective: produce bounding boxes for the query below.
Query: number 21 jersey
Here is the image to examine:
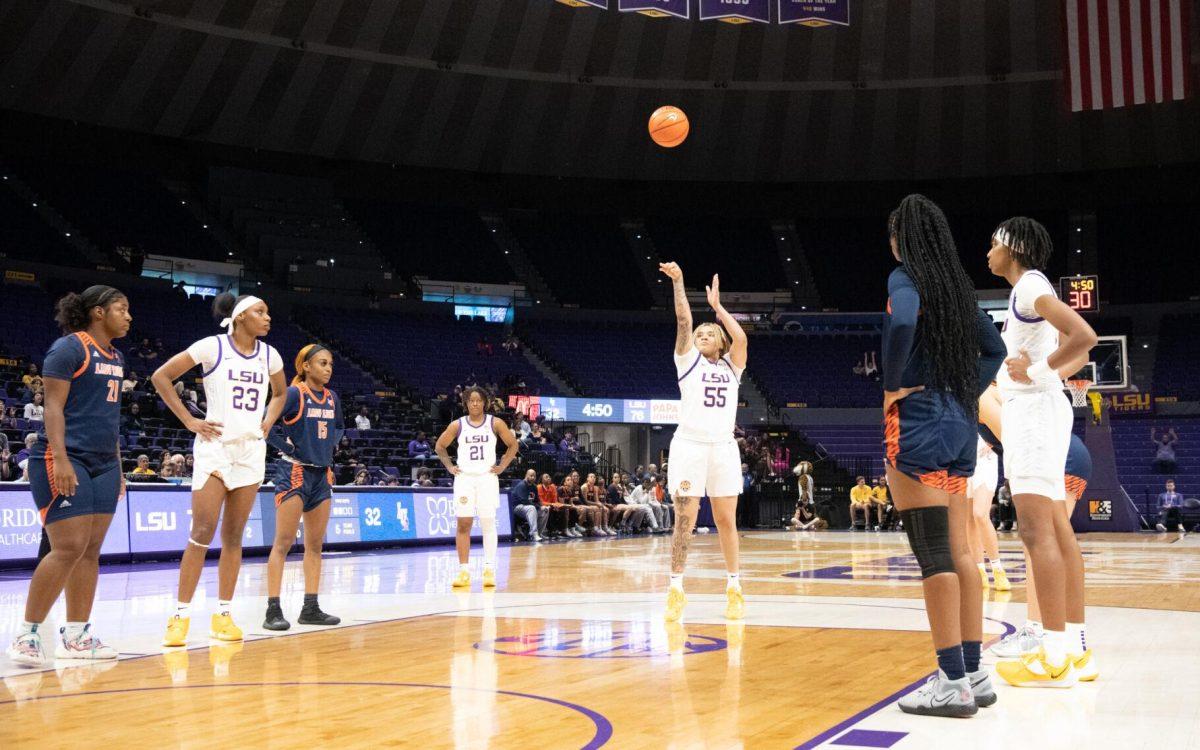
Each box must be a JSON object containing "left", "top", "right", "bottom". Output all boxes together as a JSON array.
[
  {"left": 674, "top": 346, "right": 742, "bottom": 444},
  {"left": 187, "top": 334, "right": 282, "bottom": 443}
]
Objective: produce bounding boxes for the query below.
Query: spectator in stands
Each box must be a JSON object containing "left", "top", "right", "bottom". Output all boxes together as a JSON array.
[
  {"left": 1156, "top": 480, "right": 1184, "bottom": 532},
  {"left": 0, "top": 442, "right": 15, "bottom": 482},
  {"left": 132, "top": 455, "right": 156, "bottom": 477},
  {"left": 872, "top": 477, "right": 895, "bottom": 531},
  {"left": 558, "top": 475, "right": 597, "bottom": 536},
  {"left": 157, "top": 449, "right": 172, "bottom": 474},
  {"left": 133, "top": 338, "right": 157, "bottom": 364},
  {"left": 654, "top": 475, "right": 674, "bottom": 529},
  {"left": 849, "top": 476, "right": 874, "bottom": 530},
  {"left": 12, "top": 433, "right": 36, "bottom": 471},
  {"left": 1151, "top": 427, "right": 1179, "bottom": 474},
  {"left": 502, "top": 335, "right": 519, "bottom": 356},
  {"left": 355, "top": 407, "right": 372, "bottom": 431},
  {"left": 580, "top": 473, "right": 616, "bottom": 535},
  {"left": 335, "top": 436, "right": 357, "bottom": 464},
  {"left": 538, "top": 473, "right": 575, "bottom": 538},
  {"left": 995, "top": 479, "right": 1015, "bottom": 531},
  {"left": 381, "top": 475, "right": 400, "bottom": 487},
  {"left": 122, "top": 402, "right": 146, "bottom": 434},
  {"left": 510, "top": 469, "right": 544, "bottom": 542},
  {"left": 122, "top": 369, "right": 139, "bottom": 394},
  {"left": 22, "top": 391, "right": 44, "bottom": 423},
  {"left": 180, "top": 454, "right": 194, "bottom": 478},
  {"left": 528, "top": 422, "right": 547, "bottom": 445},
  {"left": 742, "top": 463, "right": 755, "bottom": 495},
  {"left": 412, "top": 468, "right": 434, "bottom": 488},
  {"left": 408, "top": 431, "right": 432, "bottom": 460},
  {"left": 477, "top": 336, "right": 494, "bottom": 357},
  {"left": 560, "top": 431, "right": 580, "bottom": 456},
  {"left": 354, "top": 468, "right": 371, "bottom": 486},
  {"left": 21, "top": 363, "right": 40, "bottom": 391},
  {"left": 628, "top": 475, "right": 664, "bottom": 533},
  {"left": 160, "top": 461, "right": 177, "bottom": 480},
  {"left": 2, "top": 406, "right": 18, "bottom": 430},
  {"left": 515, "top": 416, "right": 532, "bottom": 444}
]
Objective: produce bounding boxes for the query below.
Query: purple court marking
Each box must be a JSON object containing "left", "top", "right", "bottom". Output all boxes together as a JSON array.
[
  {"left": 830, "top": 729, "right": 907, "bottom": 748},
  {"left": 477, "top": 629, "right": 725, "bottom": 658},
  {"left": 792, "top": 603, "right": 1017, "bottom": 750},
  {"left": 0, "top": 681, "right": 614, "bottom": 749}
]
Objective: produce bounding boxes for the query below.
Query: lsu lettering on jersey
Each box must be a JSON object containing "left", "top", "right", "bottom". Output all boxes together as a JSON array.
[
  {"left": 999, "top": 270, "right": 1062, "bottom": 395},
  {"left": 36, "top": 332, "right": 124, "bottom": 458},
  {"left": 187, "top": 334, "right": 282, "bottom": 442},
  {"left": 273, "top": 384, "right": 344, "bottom": 467},
  {"left": 457, "top": 415, "right": 497, "bottom": 474},
  {"left": 673, "top": 346, "right": 742, "bottom": 443}
]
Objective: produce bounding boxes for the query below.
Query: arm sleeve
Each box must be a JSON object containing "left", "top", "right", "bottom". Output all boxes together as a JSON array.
[
  {"left": 41, "top": 336, "right": 84, "bottom": 381},
  {"left": 1013, "top": 273, "right": 1058, "bottom": 320},
  {"left": 185, "top": 337, "right": 220, "bottom": 374},
  {"left": 976, "top": 309, "right": 1006, "bottom": 395},
  {"left": 882, "top": 278, "right": 920, "bottom": 391},
  {"left": 673, "top": 346, "right": 699, "bottom": 377}
]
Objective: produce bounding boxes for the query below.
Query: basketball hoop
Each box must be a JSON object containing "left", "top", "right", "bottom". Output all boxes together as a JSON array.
[{"left": 1066, "top": 379, "right": 1092, "bottom": 408}]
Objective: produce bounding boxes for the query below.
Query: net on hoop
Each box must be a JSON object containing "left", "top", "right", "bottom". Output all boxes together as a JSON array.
[{"left": 1066, "top": 379, "right": 1092, "bottom": 407}]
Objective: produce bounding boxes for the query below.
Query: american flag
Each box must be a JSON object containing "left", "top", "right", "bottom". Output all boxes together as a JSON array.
[{"left": 1063, "top": 0, "right": 1192, "bottom": 111}]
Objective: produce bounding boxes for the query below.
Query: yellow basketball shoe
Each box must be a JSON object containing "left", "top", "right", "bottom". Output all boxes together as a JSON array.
[
  {"left": 209, "top": 613, "right": 244, "bottom": 642},
  {"left": 1071, "top": 649, "right": 1099, "bottom": 682},
  {"left": 452, "top": 569, "right": 471, "bottom": 589},
  {"left": 664, "top": 587, "right": 687, "bottom": 623},
  {"left": 482, "top": 567, "right": 496, "bottom": 588},
  {"left": 992, "top": 567, "right": 1012, "bottom": 592},
  {"left": 724, "top": 587, "right": 745, "bottom": 620},
  {"left": 162, "top": 615, "right": 190, "bottom": 648},
  {"left": 978, "top": 564, "right": 991, "bottom": 589},
  {"left": 996, "top": 648, "right": 1078, "bottom": 688}
]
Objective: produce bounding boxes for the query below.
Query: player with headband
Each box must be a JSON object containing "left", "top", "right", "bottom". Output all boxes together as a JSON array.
[{"left": 151, "top": 292, "right": 286, "bottom": 647}]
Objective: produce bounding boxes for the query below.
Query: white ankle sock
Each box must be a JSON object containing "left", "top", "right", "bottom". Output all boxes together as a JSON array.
[
  {"left": 1066, "top": 622, "right": 1087, "bottom": 653},
  {"left": 217, "top": 600, "right": 232, "bottom": 615},
  {"left": 726, "top": 573, "right": 741, "bottom": 591},
  {"left": 175, "top": 601, "right": 191, "bottom": 618},
  {"left": 20, "top": 620, "right": 40, "bottom": 636},
  {"left": 991, "top": 559, "right": 1005, "bottom": 572},
  {"left": 1042, "top": 629, "right": 1068, "bottom": 665},
  {"left": 669, "top": 574, "right": 683, "bottom": 591},
  {"left": 62, "top": 621, "right": 87, "bottom": 639},
  {"left": 459, "top": 563, "right": 470, "bottom": 573}
]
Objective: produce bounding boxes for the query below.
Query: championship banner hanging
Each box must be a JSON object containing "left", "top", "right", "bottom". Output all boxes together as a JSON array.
[
  {"left": 556, "top": 0, "right": 607, "bottom": 8},
  {"left": 778, "top": 0, "right": 849, "bottom": 26},
  {"left": 619, "top": 0, "right": 691, "bottom": 18},
  {"left": 700, "top": 0, "right": 769, "bottom": 24}
]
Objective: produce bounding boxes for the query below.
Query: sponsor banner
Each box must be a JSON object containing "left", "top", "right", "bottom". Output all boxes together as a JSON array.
[
  {"left": 650, "top": 399, "right": 680, "bottom": 425},
  {"left": 778, "top": 0, "right": 849, "bottom": 26},
  {"left": 1088, "top": 499, "right": 1113, "bottom": 522},
  {"left": 128, "top": 489, "right": 263, "bottom": 554},
  {"left": 508, "top": 395, "right": 682, "bottom": 424},
  {"left": 356, "top": 491, "right": 419, "bottom": 543},
  {"left": 619, "top": 0, "right": 690, "bottom": 18},
  {"left": 0, "top": 490, "right": 128, "bottom": 561},
  {"left": 557, "top": 0, "right": 608, "bottom": 6},
  {"left": 700, "top": 0, "right": 769, "bottom": 23},
  {"left": 0, "top": 357, "right": 19, "bottom": 367},
  {"left": 1108, "top": 391, "right": 1153, "bottom": 414}
]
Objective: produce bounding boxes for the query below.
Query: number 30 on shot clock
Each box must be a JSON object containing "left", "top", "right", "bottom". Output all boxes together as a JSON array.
[{"left": 1060, "top": 274, "right": 1099, "bottom": 313}]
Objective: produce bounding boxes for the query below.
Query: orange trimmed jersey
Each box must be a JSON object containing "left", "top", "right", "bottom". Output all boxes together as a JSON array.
[
  {"left": 36, "top": 332, "right": 124, "bottom": 458},
  {"left": 269, "top": 384, "right": 343, "bottom": 467}
]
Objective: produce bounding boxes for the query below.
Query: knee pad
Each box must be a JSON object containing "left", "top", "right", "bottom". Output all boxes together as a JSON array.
[{"left": 900, "top": 506, "right": 954, "bottom": 579}]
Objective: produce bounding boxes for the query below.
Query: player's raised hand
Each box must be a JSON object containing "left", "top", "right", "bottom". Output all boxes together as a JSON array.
[
  {"left": 705, "top": 274, "right": 721, "bottom": 310},
  {"left": 658, "top": 262, "right": 683, "bottom": 282}
]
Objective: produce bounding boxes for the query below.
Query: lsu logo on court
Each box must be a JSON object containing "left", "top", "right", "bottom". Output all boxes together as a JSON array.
[{"left": 1089, "top": 500, "right": 1113, "bottom": 521}]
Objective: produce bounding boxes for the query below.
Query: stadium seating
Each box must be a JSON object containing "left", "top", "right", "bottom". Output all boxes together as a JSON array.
[
  {"left": 0, "top": 186, "right": 84, "bottom": 267},
  {"left": 1110, "top": 416, "right": 1200, "bottom": 518},
  {"left": 749, "top": 332, "right": 883, "bottom": 408},
  {"left": 517, "top": 318, "right": 680, "bottom": 398},
  {"left": 1153, "top": 313, "right": 1200, "bottom": 401}
]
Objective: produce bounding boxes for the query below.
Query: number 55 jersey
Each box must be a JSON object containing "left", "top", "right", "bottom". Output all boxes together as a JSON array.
[
  {"left": 668, "top": 345, "right": 744, "bottom": 498},
  {"left": 187, "top": 334, "right": 282, "bottom": 489}
]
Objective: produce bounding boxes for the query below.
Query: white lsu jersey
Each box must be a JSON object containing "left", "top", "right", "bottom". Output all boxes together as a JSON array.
[
  {"left": 457, "top": 415, "right": 497, "bottom": 474},
  {"left": 673, "top": 346, "right": 743, "bottom": 444},
  {"left": 999, "top": 270, "right": 1063, "bottom": 395},
  {"left": 186, "top": 334, "right": 282, "bottom": 443}
]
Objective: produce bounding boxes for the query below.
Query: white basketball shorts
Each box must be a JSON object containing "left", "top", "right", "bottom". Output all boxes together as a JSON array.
[
  {"left": 193, "top": 436, "right": 266, "bottom": 491},
  {"left": 453, "top": 471, "right": 500, "bottom": 519},
  {"left": 967, "top": 448, "right": 999, "bottom": 497},
  {"left": 667, "top": 436, "right": 742, "bottom": 498},
  {"left": 1001, "top": 389, "right": 1073, "bottom": 500}
]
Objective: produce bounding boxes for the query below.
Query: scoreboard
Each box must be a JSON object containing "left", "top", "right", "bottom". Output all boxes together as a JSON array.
[
  {"left": 0, "top": 485, "right": 511, "bottom": 566},
  {"left": 508, "top": 395, "right": 680, "bottom": 424},
  {"left": 1060, "top": 274, "right": 1099, "bottom": 313}
]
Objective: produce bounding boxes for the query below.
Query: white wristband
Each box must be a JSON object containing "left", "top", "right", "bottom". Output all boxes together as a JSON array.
[{"left": 1027, "top": 359, "right": 1054, "bottom": 381}]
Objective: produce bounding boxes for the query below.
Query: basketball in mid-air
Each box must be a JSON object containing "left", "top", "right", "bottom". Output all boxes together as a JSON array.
[{"left": 648, "top": 106, "right": 689, "bottom": 148}]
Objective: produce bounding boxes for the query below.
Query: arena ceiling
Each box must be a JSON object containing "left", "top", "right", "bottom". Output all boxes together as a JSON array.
[{"left": 1, "top": 0, "right": 1197, "bottom": 181}]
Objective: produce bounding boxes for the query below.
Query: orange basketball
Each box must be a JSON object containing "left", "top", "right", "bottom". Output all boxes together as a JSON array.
[{"left": 648, "top": 106, "right": 689, "bottom": 148}]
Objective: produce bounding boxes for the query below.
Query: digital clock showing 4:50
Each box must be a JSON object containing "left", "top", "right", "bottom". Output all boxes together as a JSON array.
[{"left": 1059, "top": 274, "right": 1099, "bottom": 313}]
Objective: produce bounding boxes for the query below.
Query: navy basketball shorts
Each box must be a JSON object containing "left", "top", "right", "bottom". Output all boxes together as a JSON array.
[
  {"left": 272, "top": 460, "right": 334, "bottom": 512},
  {"left": 1064, "top": 435, "right": 1093, "bottom": 500},
  {"left": 28, "top": 450, "right": 122, "bottom": 525},
  {"left": 884, "top": 389, "right": 976, "bottom": 494}
]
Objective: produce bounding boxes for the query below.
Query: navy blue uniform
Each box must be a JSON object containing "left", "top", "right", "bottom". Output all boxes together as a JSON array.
[
  {"left": 269, "top": 384, "right": 343, "bottom": 511},
  {"left": 1064, "top": 434, "right": 1092, "bottom": 499},
  {"left": 29, "top": 332, "right": 124, "bottom": 524},
  {"left": 882, "top": 266, "right": 1006, "bottom": 492}
]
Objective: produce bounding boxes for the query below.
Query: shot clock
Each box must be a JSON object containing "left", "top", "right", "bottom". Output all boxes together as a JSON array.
[{"left": 1060, "top": 274, "right": 1099, "bottom": 313}]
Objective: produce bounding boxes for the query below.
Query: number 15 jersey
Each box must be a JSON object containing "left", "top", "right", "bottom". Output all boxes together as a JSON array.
[
  {"left": 673, "top": 346, "right": 743, "bottom": 444},
  {"left": 187, "top": 334, "right": 282, "bottom": 443}
]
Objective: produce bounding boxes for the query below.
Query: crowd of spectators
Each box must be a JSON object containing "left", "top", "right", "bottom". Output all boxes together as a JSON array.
[{"left": 507, "top": 467, "right": 674, "bottom": 541}]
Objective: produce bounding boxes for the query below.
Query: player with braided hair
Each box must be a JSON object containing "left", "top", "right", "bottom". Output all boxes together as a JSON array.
[{"left": 883, "top": 195, "right": 1006, "bottom": 717}]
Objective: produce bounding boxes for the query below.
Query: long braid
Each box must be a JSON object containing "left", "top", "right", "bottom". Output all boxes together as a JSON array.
[
  {"left": 893, "top": 194, "right": 980, "bottom": 418},
  {"left": 994, "top": 216, "right": 1053, "bottom": 272}
]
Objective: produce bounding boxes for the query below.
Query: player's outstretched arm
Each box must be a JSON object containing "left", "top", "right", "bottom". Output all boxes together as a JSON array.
[
  {"left": 491, "top": 419, "right": 520, "bottom": 475},
  {"left": 435, "top": 420, "right": 462, "bottom": 475},
  {"left": 706, "top": 274, "right": 747, "bottom": 369},
  {"left": 659, "top": 262, "right": 692, "bottom": 355}
]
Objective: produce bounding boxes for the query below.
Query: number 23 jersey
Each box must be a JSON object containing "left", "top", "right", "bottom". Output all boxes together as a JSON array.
[
  {"left": 187, "top": 334, "right": 282, "bottom": 443},
  {"left": 673, "top": 346, "right": 743, "bottom": 444}
]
